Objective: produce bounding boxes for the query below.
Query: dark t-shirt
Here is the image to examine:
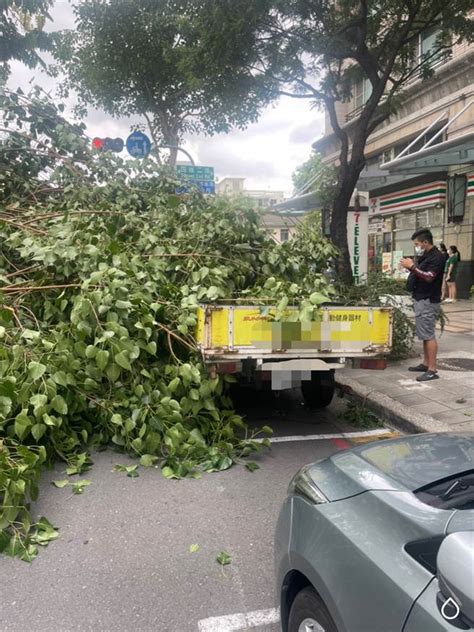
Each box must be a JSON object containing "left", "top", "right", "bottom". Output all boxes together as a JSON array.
[
  {"left": 407, "top": 247, "right": 445, "bottom": 303},
  {"left": 445, "top": 255, "right": 459, "bottom": 280}
]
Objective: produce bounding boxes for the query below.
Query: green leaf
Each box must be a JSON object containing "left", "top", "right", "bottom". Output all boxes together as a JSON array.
[
  {"left": 116, "top": 300, "right": 132, "bottom": 309},
  {"left": 0, "top": 395, "right": 12, "bottom": 418},
  {"left": 52, "top": 371, "right": 68, "bottom": 387},
  {"left": 72, "top": 480, "right": 92, "bottom": 495},
  {"left": 161, "top": 466, "right": 178, "bottom": 479},
  {"left": 168, "top": 377, "right": 180, "bottom": 393},
  {"left": 189, "top": 543, "right": 199, "bottom": 553},
  {"left": 30, "top": 393, "right": 48, "bottom": 410},
  {"left": 95, "top": 349, "right": 109, "bottom": 370},
  {"left": 216, "top": 551, "right": 231, "bottom": 566},
  {"left": 14, "top": 410, "right": 31, "bottom": 440},
  {"left": 114, "top": 351, "right": 132, "bottom": 371},
  {"left": 85, "top": 345, "right": 97, "bottom": 359},
  {"left": 309, "top": 292, "right": 328, "bottom": 306},
  {"left": 52, "top": 480, "right": 69, "bottom": 488},
  {"left": 113, "top": 464, "right": 128, "bottom": 472},
  {"left": 218, "top": 456, "right": 232, "bottom": 471},
  {"left": 22, "top": 329, "right": 40, "bottom": 340},
  {"left": 140, "top": 454, "right": 158, "bottom": 467},
  {"left": 145, "top": 341, "right": 157, "bottom": 355},
  {"left": 31, "top": 423, "right": 47, "bottom": 442},
  {"left": 28, "top": 362, "right": 46, "bottom": 381},
  {"left": 113, "top": 464, "right": 139, "bottom": 477},
  {"left": 51, "top": 395, "right": 68, "bottom": 415},
  {"left": 245, "top": 462, "right": 260, "bottom": 472},
  {"left": 106, "top": 363, "right": 121, "bottom": 382}
]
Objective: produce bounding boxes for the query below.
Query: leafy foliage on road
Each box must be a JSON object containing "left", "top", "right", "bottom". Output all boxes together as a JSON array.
[{"left": 0, "top": 88, "right": 336, "bottom": 560}]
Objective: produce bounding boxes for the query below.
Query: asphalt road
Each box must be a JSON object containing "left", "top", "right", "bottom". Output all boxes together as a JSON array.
[{"left": 0, "top": 390, "right": 388, "bottom": 632}]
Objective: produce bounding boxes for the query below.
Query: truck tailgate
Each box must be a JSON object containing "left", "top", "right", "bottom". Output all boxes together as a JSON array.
[{"left": 196, "top": 305, "right": 393, "bottom": 360}]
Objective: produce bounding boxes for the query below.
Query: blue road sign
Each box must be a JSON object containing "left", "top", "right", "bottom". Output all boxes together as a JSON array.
[
  {"left": 126, "top": 131, "right": 151, "bottom": 158},
  {"left": 175, "top": 165, "right": 215, "bottom": 194}
]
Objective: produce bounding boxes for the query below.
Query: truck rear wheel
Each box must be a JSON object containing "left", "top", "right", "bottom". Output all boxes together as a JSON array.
[{"left": 301, "top": 370, "right": 335, "bottom": 409}]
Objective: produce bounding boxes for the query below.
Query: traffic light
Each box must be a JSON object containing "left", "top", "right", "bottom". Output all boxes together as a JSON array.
[{"left": 91, "top": 137, "right": 124, "bottom": 152}]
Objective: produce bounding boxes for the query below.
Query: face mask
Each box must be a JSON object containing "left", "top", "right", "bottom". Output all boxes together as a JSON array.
[{"left": 415, "top": 246, "right": 425, "bottom": 256}]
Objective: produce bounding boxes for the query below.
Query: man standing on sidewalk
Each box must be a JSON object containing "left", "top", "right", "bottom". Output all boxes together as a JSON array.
[{"left": 400, "top": 228, "right": 445, "bottom": 382}]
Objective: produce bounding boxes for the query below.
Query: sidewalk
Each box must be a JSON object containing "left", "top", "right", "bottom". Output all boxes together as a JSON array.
[{"left": 337, "top": 299, "right": 474, "bottom": 433}]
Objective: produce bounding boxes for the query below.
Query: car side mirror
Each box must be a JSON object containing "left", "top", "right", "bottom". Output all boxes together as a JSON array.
[{"left": 437, "top": 532, "right": 474, "bottom": 625}]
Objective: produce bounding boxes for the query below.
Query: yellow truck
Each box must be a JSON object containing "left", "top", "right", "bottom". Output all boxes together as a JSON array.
[{"left": 196, "top": 304, "right": 393, "bottom": 408}]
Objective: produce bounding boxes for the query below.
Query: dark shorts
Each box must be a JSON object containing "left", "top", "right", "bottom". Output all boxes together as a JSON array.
[{"left": 414, "top": 299, "right": 440, "bottom": 341}]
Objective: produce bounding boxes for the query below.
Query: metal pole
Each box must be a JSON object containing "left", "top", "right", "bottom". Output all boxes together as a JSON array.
[
  {"left": 160, "top": 144, "right": 195, "bottom": 165},
  {"left": 421, "top": 100, "right": 473, "bottom": 151},
  {"left": 390, "top": 109, "right": 448, "bottom": 162}
]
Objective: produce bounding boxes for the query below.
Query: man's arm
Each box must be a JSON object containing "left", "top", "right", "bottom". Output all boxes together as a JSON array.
[{"left": 400, "top": 255, "right": 444, "bottom": 283}]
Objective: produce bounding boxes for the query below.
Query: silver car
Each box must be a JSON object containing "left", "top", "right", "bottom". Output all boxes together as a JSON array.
[{"left": 275, "top": 433, "right": 474, "bottom": 632}]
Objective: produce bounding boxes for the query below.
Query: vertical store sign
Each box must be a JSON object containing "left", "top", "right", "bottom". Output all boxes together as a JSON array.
[{"left": 347, "top": 209, "right": 368, "bottom": 284}]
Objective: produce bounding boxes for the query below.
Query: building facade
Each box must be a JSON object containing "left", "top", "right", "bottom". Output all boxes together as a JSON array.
[
  {"left": 314, "top": 35, "right": 474, "bottom": 296},
  {"left": 216, "top": 177, "right": 298, "bottom": 242},
  {"left": 216, "top": 177, "right": 285, "bottom": 208}
]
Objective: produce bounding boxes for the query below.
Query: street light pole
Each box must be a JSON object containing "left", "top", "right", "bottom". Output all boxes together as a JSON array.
[{"left": 159, "top": 144, "right": 195, "bottom": 165}]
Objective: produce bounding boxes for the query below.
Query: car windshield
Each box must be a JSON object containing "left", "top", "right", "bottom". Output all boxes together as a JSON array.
[
  {"left": 414, "top": 470, "right": 474, "bottom": 510},
  {"left": 356, "top": 434, "right": 474, "bottom": 491}
]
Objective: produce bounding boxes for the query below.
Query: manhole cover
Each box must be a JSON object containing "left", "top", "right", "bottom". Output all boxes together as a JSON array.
[{"left": 437, "top": 358, "right": 474, "bottom": 372}]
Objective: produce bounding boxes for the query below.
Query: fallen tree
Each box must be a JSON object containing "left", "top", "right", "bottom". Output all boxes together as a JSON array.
[{"left": 0, "top": 88, "right": 337, "bottom": 560}]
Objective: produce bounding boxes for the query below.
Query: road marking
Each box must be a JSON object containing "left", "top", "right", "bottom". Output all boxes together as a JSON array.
[
  {"left": 198, "top": 607, "right": 280, "bottom": 631},
  {"left": 331, "top": 437, "right": 352, "bottom": 450},
  {"left": 350, "top": 432, "right": 401, "bottom": 444},
  {"left": 255, "top": 428, "right": 399, "bottom": 444}
]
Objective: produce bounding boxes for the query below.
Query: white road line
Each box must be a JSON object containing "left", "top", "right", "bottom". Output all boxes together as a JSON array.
[
  {"left": 254, "top": 428, "right": 395, "bottom": 444},
  {"left": 198, "top": 607, "right": 280, "bottom": 632}
]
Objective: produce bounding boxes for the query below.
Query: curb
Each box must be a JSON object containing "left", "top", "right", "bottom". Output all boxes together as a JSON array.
[{"left": 335, "top": 375, "right": 451, "bottom": 435}]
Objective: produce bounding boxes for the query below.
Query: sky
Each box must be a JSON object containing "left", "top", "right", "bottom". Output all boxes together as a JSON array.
[{"left": 7, "top": 0, "right": 325, "bottom": 195}]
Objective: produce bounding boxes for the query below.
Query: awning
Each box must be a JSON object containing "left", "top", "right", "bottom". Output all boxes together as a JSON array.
[
  {"left": 272, "top": 191, "right": 323, "bottom": 213},
  {"left": 272, "top": 191, "right": 369, "bottom": 213},
  {"left": 357, "top": 164, "right": 417, "bottom": 190},
  {"left": 381, "top": 131, "right": 474, "bottom": 174}
]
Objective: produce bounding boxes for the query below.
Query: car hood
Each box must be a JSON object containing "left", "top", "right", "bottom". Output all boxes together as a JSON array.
[{"left": 307, "top": 432, "right": 474, "bottom": 502}]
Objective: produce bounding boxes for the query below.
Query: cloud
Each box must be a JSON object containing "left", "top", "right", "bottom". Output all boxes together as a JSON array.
[{"left": 289, "top": 118, "right": 324, "bottom": 144}]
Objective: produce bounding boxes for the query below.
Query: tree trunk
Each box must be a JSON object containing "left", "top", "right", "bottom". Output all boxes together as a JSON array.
[
  {"left": 167, "top": 145, "right": 179, "bottom": 167},
  {"left": 330, "top": 167, "right": 360, "bottom": 285}
]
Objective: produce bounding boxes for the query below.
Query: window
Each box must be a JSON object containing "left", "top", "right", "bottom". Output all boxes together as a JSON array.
[
  {"left": 280, "top": 229, "right": 289, "bottom": 242},
  {"left": 447, "top": 175, "right": 466, "bottom": 223},
  {"left": 353, "top": 77, "right": 373, "bottom": 111},
  {"left": 419, "top": 27, "right": 448, "bottom": 69}
]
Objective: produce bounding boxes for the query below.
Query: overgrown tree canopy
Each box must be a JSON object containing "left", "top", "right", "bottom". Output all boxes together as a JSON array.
[
  {"left": 53, "top": 0, "right": 275, "bottom": 165},
  {"left": 0, "top": 0, "right": 52, "bottom": 81},
  {"left": 200, "top": 0, "right": 473, "bottom": 282}
]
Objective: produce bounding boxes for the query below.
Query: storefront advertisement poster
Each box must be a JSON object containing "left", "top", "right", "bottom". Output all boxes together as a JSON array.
[
  {"left": 382, "top": 252, "right": 392, "bottom": 274},
  {"left": 368, "top": 221, "right": 383, "bottom": 234},
  {"left": 391, "top": 250, "right": 405, "bottom": 278}
]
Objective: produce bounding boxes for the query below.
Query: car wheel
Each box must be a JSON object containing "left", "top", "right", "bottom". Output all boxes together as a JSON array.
[
  {"left": 288, "top": 586, "right": 338, "bottom": 632},
  {"left": 301, "top": 370, "right": 335, "bottom": 409}
]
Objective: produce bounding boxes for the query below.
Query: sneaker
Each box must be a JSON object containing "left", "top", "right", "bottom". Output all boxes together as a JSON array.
[
  {"left": 408, "top": 364, "right": 428, "bottom": 372},
  {"left": 444, "top": 299, "right": 453, "bottom": 303},
  {"left": 416, "top": 370, "right": 439, "bottom": 382}
]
